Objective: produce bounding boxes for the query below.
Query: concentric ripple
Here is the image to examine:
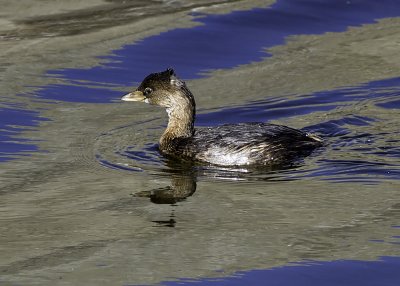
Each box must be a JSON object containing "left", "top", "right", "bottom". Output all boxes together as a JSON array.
[{"left": 94, "top": 118, "right": 168, "bottom": 173}]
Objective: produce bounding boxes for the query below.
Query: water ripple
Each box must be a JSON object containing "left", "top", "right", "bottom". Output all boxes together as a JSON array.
[
  {"left": 94, "top": 119, "right": 168, "bottom": 173},
  {"left": 94, "top": 77, "right": 400, "bottom": 184}
]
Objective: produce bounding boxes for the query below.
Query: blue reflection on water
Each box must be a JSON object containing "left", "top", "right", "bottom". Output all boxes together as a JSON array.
[
  {"left": 377, "top": 99, "right": 400, "bottom": 109},
  {"left": 35, "top": 84, "right": 121, "bottom": 103},
  {"left": 4, "top": 0, "right": 400, "bottom": 160},
  {"left": 196, "top": 77, "right": 400, "bottom": 125},
  {"left": 42, "top": 0, "right": 400, "bottom": 102},
  {"left": 152, "top": 256, "right": 400, "bottom": 286},
  {"left": 0, "top": 107, "right": 45, "bottom": 162}
]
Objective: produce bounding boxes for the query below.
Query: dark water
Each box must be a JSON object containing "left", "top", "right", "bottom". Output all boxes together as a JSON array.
[{"left": 1, "top": 0, "right": 400, "bottom": 285}]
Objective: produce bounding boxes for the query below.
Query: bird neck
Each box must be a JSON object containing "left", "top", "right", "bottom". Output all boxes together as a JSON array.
[{"left": 160, "top": 92, "right": 196, "bottom": 149}]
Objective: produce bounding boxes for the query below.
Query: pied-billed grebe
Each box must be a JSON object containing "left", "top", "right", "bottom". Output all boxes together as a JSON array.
[{"left": 122, "top": 68, "right": 322, "bottom": 166}]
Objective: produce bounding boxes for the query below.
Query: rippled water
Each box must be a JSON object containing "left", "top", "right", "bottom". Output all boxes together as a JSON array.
[
  {"left": 31, "top": 0, "right": 400, "bottom": 102},
  {"left": 94, "top": 76, "right": 400, "bottom": 186},
  {"left": 1, "top": 0, "right": 400, "bottom": 285}
]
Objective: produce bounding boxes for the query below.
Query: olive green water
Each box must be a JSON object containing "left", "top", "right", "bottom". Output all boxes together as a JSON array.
[{"left": 1, "top": 1, "right": 400, "bottom": 285}]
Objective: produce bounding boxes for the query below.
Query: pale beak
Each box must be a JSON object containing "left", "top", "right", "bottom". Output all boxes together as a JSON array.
[{"left": 121, "top": 90, "right": 146, "bottom": 102}]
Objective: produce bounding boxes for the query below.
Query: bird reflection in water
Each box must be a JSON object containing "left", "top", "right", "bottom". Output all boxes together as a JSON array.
[
  {"left": 131, "top": 158, "right": 298, "bottom": 227},
  {"left": 133, "top": 160, "right": 197, "bottom": 227}
]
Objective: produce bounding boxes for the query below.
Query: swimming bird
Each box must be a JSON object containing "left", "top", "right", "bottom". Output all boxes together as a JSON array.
[{"left": 122, "top": 68, "right": 322, "bottom": 166}]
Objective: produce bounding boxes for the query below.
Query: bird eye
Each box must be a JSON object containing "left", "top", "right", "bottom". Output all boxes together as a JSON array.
[{"left": 143, "top": 87, "right": 153, "bottom": 96}]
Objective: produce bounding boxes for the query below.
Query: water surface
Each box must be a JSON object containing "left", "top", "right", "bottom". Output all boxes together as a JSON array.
[
  {"left": 41, "top": 0, "right": 400, "bottom": 102},
  {"left": 0, "top": 0, "right": 400, "bottom": 285},
  {"left": 156, "top": 256, "right": 400, "bottom": 286}
]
